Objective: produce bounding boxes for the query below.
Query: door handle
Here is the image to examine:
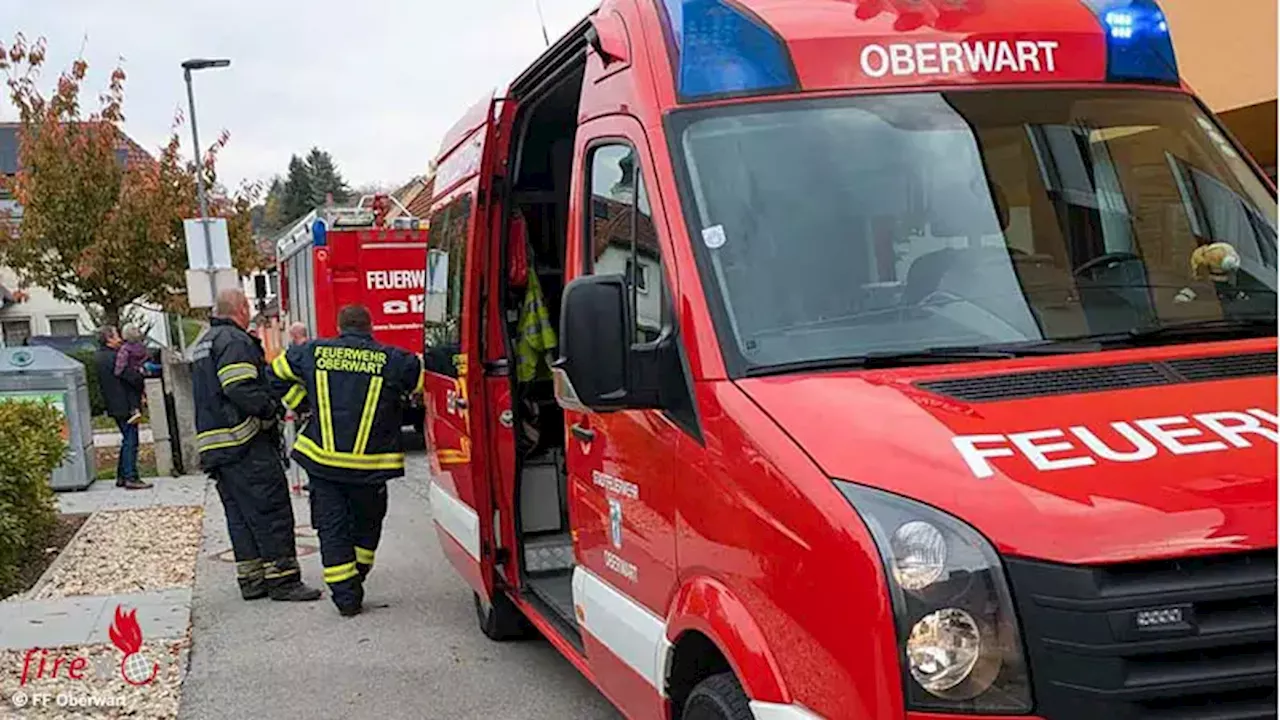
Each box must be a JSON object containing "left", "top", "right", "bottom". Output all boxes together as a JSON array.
[
  {"left": 499, "top": 409, "right": 513, "bottom": 428},
  {"left": 454, "top": 397, "right": 468, "bottom": 410},
  {"left": 570, "top": 423, "right": 595, "bottom": 443}
]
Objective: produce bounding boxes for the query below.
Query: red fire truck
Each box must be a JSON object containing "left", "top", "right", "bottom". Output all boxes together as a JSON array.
[
  {"left": 278, "top": 195, "right": 430, "bottom": 430},
  {"left": 424, "top": 0, "right": 1277, "bottom": 718}
]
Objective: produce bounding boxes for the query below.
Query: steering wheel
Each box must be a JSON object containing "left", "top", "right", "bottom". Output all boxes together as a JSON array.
[{"left": 1073, "top": 251, "right": 1143, "bottom": 278}]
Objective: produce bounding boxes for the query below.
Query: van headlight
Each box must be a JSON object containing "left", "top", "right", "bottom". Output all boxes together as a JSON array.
[{"left": 836, "top": 481, "right": 1032, "bottom": 713}]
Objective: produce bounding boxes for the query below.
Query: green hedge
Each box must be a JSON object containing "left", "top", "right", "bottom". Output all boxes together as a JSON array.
[
  {"left": 0, "top": 400, "right": 67, "bottom": 596},
  {"left": 68, "top": 349, "right": 107, "bottom": 417}
]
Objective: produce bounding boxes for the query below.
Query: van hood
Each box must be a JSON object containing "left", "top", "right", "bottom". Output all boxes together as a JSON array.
[{"left": 737, "top": 342, "right": 1278, "bottom": 565}]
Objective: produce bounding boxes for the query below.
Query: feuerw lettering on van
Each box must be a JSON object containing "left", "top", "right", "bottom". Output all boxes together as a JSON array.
[
  {"left": 953, "top": 408, "right": 1278, "bottom": 479},
  {"left": 366, "top": 269, "right": 426, "bottom": 291},
  {"left": 860, "top": 39, "right": 1060, "bottom": 79},
  {"left": 314, "top": 346, "right": 388, "bottom": 374}
]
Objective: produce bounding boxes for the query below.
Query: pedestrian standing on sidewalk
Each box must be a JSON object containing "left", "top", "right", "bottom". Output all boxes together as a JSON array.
[
  {"left": 93, "top": 326, "right": 152, "bottom": 490},
  {"left": 113, "top": 324, "right": 150, "bottom": 425},
  {"left": 270, "top": 305, "right": 423, "bottom": 616},
  {"left": 286, "top": 321, "right": 313, "bottom": 493},
  {"left": 192, "top": 288, "right": 321, "bottom": 603}
]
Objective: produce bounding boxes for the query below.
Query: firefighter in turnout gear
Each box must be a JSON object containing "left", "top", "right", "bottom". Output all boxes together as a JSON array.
[
  {"left": 193, "top": 289, "right": 322, "bottom": 603},
  {"left": 269, "top": 305, "right": 424, "bottom": 616}
]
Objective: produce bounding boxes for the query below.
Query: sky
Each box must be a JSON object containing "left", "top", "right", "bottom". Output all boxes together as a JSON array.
[{"left": 1, "top": 0, "right": 600, "bottom": 192}]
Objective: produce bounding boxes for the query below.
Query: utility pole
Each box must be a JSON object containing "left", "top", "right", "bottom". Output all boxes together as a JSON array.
[{"left": 180, "top": 58, "right": 231, "bottom": 334}]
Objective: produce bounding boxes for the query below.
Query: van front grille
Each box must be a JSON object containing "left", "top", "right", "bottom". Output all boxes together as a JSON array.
[{"left": 1005, "top": 550, "right": 1277, "bottom": 719}]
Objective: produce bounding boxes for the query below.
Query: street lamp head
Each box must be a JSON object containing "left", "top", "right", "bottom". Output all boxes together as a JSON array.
[{"left": 181, "top": 58, "right": 231, "bottom": 71}]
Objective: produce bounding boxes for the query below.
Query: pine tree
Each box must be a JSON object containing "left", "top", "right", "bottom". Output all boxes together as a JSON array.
[
  {"left": 305, "top": 147, "right": 350, "bottom": 207},
  {"left": 281, "top": 155, "right": 313, "bottom": 223}
]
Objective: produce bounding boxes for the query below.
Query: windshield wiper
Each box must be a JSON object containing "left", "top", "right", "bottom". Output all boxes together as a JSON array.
[
  {"left": 744, "top": 341, "right": 1100, "bottom": 377},
  {"left": 1126, "top": 317, "right": 1277, "bottom": 342}
]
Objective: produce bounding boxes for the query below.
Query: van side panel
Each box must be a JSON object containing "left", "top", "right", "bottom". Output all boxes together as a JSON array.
[
  {"left": 678, "top": 382, "right": 905, "bottom": 719},
  {"left": 665, "top": 576, "right": 789, "bottom": 703}
]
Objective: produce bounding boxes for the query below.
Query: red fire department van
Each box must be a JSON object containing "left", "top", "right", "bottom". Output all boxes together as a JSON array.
[
  {"left": 278, "top": 195, "right": 430, "bottom": 430},
  {"left": 423, "top": 0, "right": 1278, "bottom": 718}
]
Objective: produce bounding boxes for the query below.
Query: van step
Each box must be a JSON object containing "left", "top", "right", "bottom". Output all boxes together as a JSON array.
[{"left": 524, "top": 534, "right": 575, "bottom": 573}]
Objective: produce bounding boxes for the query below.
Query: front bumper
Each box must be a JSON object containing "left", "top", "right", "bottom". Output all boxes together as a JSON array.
[{"left": 1005, "top": 549, "right": 1276, "bottom": 719}]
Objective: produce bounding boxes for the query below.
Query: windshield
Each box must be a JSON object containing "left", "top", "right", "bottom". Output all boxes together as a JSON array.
[{"left": 668, "top": 90, "right": 1278, "bottom": 375}]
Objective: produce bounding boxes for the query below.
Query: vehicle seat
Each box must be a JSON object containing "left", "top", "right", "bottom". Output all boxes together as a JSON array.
[{"left": 900, "top": 248, "right": 958, "bottom": 305}]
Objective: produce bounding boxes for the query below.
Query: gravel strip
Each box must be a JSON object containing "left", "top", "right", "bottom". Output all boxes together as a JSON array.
[
  {"left": 30, "top": 508, "right": 204, "bottom": 600},
  {"left": 0, "top": 636, "right": 189, "bottom": 719}
]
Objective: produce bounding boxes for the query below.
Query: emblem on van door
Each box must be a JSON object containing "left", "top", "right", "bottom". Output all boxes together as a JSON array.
[{"left": 608, "top": 498, "right": 623, "bottom": 549}]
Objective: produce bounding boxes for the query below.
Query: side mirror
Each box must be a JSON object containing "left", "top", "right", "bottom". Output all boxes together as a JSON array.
[
  {"left": 555, "top": 273, "right": 681, "bottom": 414},
  {"left": 554, "top": 274, "right": 630, "bottom": 413}
]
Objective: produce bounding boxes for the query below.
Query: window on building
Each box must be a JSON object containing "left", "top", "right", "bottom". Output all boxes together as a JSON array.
[
  {"left": 48, "top": 317, "right": 81, "bottom": 337},
  {"left": 1, "top": 318, "right": 31, "bottom": 346},
  {"left": 586, "top": 143, "right": 667, "bottom": 345}
]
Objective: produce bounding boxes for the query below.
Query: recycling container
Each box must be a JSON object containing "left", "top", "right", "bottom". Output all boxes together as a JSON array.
[{"left": 0, "top": 346, "right": 96, "bottom": 490}]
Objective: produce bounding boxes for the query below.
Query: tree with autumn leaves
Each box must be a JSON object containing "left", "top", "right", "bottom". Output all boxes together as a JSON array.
[{"left": 0, "top": 35, "right": 262, "bottom": 327}]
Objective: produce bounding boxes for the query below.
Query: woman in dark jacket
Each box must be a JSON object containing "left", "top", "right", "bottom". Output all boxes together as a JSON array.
[{"left": 93, "top": 326, "right": 152, "bottom": 490}]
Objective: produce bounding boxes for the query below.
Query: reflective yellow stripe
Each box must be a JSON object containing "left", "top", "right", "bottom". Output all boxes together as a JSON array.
[
  {"left": 323, "top": 562, "right": 359, "bottom": 584},
  {"left": 272, "top": 353, "right": 300, "bottom": 383},
  {"left": 355, "top": 547, "right": 375, "bottom": 565},
  {"left": 196, "top": 417, "right": 261, "bottom": 453},
  {"left": 264, "top": 567, "right": 299, "bottom": 580},
  {"left": 218, "top": 363, "right": 258, "bottom": 388},
  {"left": 219, "top": 362, "right": 257, "bottom": 378},
  {"left": 413, "top": 369, "right": 424, "bottom": 395},
  {"left": 236, "top": 559, "right": 264, "bottom": 578},
  {"left": 316, "top": 370, "right": 335, "bottom": 452},
  {"left": 294, "top": 435, "right": 405, "bottom": 471},
  {"left": 283, "top": 385, "right": 307, "bottom": 410},
  {"left": 353, "top": 377, "right": 384, "bottom": 455}
]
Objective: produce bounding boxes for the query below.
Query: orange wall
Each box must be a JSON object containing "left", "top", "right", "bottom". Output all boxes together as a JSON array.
[{"left": 1161, "top": 0, "right": 1277, "bottom": 112}]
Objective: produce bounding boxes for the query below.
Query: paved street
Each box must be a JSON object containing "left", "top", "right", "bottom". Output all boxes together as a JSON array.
[{"left": 179, "top": 449, "right": 621, "bottom": 720}]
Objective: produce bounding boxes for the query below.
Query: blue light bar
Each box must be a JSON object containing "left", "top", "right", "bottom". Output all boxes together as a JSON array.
[
  {"left": 312, "top": 218, "right": 327, "bottom": 247},
  {"left": 1082, "top": 0, "right": 1179, "bottom": 84},
  {"left": 661, "top": 0, "right": 798, "bottom": 102}
]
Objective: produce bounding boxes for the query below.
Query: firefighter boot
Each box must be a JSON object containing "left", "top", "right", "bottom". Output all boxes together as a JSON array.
[
  {"left": 264, "top": 558, "right": 322, "bottom": 602},
  {"left": 271, "top": 581, "right": 323, "bottom": 602}
]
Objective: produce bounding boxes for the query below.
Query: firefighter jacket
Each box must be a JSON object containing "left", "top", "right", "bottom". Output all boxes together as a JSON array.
[
  {"left": 270, "top": 331, "right": 424, "bottom": 484},
  {"left": 192, "top": 318, "right": 282, "bottom": 470}
]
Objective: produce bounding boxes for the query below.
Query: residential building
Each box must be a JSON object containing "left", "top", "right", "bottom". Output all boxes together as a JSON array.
[
  {"left": 0, "top": 123, "right": 170, "bottom": 347},
  {"left": 1163, "top": 0, "right": 1277, "bottom": 178}
]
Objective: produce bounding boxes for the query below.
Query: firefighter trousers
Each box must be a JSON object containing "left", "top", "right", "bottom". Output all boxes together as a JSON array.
[
  {"left": 309, "top": 476, "right": 388, "bottom": 611},
  {"left": 213, "top": 434, "right": 302, "bottom": 598}
]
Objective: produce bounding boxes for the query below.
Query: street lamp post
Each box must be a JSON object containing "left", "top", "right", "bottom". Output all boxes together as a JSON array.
[{"left": 180, "top": 58, "right": 230, "bottom": 346}]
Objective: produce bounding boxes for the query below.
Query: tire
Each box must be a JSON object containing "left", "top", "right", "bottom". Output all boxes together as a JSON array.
[
  {"left": 683, "top": 673, "right": 753, "bottom": 720},
  {"left": 473, "top": 591, "right": 530, "bottom": 641}
]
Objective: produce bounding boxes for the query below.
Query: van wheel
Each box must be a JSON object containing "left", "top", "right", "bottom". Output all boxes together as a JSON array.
[
  {"left": 474, "top": 591, "right": 529, "bottom": 641},
  {"left": 683, "top": 673, "right": 752, "bottom": 720}
]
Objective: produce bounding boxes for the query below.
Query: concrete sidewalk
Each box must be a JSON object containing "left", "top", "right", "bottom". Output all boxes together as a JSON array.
[
  {"left": 179, "top": 455, "right": 618, "bottom": 720},
  {"left": 0, "top": 475, "right": 206, "bottom": 719},
  {"left": 58, "top": 475, "right": 206, "bottom": 515}
]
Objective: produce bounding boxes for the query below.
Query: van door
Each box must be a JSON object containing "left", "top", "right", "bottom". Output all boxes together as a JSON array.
[
  {"left": 565, "top": 118, "right": 680, "bottom": 716},
  {"left": 425, "top": 97, "right": 507, "bottom": 600}
]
